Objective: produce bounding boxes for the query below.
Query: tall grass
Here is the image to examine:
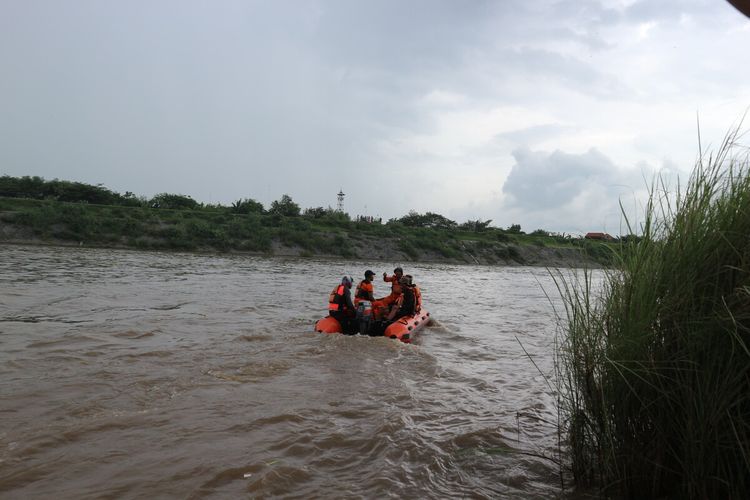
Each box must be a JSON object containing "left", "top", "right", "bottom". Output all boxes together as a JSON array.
[{"left": 555, "top": 127, "right": 750, "bottom": 498}]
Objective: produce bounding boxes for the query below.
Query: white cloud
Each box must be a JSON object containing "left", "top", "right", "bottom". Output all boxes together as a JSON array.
[
  {"left": 636, "top": 20, "right": 658, "bottom": 40},
  {"left": 418, "top": 90, "right": 467, "bottom": 107}
]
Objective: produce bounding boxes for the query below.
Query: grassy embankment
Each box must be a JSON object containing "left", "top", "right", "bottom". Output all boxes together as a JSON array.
[
  {"left": 555, "top": 130, "right": 750, "bottom": 498},
  {"left": 0, "top": 191, "right": 616, "bottom": 266}
]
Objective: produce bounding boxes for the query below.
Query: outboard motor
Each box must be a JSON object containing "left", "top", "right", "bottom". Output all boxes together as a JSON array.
[{"left": 355, "top": 300, "right": 373, "bottom": 336}]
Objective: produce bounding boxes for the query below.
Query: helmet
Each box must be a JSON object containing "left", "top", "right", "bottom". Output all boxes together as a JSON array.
[
  {"left": 394, "top": 267, "right": 403, "bottom": 274},
  {"left": 364, "top": 270, "right": 375, "bottom": 277},
  {"left": 341, "top": 276, "right": 352, "bottom": 286}
]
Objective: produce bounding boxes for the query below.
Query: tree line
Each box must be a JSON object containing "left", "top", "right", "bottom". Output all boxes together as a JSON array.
[
  {"left": 0, "top": 175, "right": 529, "bottom": 234},
  {"left": 0, "top": 175, "right": 306, "bottom": 216}
]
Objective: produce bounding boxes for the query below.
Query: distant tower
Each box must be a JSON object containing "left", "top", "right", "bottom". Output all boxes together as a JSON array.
[{"left": 337, "top": 189, "right": 345, "bottom": 212}]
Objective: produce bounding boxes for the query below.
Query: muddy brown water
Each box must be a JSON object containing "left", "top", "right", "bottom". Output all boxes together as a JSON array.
[{"left": 1, "top": 245, "right": 578, "bottom": 499}]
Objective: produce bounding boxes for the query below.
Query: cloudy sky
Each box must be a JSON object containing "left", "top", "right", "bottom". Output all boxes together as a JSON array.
[{"left": 1, "top": 1, "right": 749, "bottom": 234}]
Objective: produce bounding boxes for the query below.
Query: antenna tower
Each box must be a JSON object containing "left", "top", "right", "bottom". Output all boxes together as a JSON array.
[{"left": 337, "top": 189, "right": 345, "bottom": 212}]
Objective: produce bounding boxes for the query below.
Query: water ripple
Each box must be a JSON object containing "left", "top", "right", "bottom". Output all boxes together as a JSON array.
[{"left": 0, "top": 244, "right": 584, "bottom": 498}]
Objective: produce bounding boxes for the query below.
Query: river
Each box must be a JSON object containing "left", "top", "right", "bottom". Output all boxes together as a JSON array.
[{"left": 0, "top": 244, "right": 577, "bottom": 499}]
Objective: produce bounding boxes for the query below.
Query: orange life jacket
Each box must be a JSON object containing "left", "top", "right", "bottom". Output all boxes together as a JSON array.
[
  {"left": 384, "top": 274, "right": 403, "bottom": 295},
  {"left": 354, "top": 280, "right": 373, "bottom": 305},
  {"left": 328, "top": 285, "right": 347, "bottom": 312},
  {"left": 413, "top": 285, "right": 422, "bottom": 312},
  {"left": 393, "top": 286, "right": 416, "bottom": 316}
]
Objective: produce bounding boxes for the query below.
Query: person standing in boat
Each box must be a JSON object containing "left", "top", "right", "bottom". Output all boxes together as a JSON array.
[
  {"left": 329, "top": 276, "right": 356, "bottom": 334},
  {"left": 354, "top": 270, "right": 376, "bottom": 306},
  {"left": 406, "top": 274, "right": 422, "bottom": 313},
  {"left": 353, "top": 270, "right": 377, "bottom": 336},
  {"left": 386, "top": 275, "right": 416, "bottom": 322},
  {"left": 373, "top": 267, "right": 403, "bottom": 318}
]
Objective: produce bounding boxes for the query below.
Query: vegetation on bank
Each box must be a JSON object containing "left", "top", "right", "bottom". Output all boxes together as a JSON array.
[
  {"left": 0, "top": 175, "right": 616, "bottom": 265},
  {"left": 555, "top": 130, "right": 750, "bottom": 498}
]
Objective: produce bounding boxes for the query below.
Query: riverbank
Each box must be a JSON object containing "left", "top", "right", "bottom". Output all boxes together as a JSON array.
[
  {"left": 0, "top": 197, "right": 611, "bottom": 268},
  {"left": 0, "top": 221, "right": 602, "bottom": 268}
]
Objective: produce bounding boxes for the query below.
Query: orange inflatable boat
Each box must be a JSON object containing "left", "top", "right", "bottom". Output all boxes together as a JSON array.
[{"left": 314, "top": 308, "right": 431, "bottom": 344}]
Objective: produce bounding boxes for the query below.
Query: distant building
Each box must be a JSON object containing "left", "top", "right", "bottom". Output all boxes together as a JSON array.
[{"left": 585, "top": 232, "right": 615, "bottom": 241}]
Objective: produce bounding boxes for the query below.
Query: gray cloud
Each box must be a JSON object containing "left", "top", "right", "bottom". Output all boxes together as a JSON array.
[
  {"left": 503, "top": 147, "right": 621, "bottom": 210},
  {"left": 0, "top": 0, "right": 747, "bottom": 229}
]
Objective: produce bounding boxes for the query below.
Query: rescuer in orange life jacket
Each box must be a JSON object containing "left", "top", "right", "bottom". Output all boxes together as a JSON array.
[
  {"left": 328, "top": 276, "right": 356, "bottom": 334},
  {"left": 372, "top": 267, "right": 403, "bottom": 318},
  {"left": 406, "top": 274, "right": 422, "bottom": 313},
  {"left": 386, "top": 274, "right": 417, "bottom": 322},
  {"left": 354, "top": 270, "right": 376, "bottom": 306}
]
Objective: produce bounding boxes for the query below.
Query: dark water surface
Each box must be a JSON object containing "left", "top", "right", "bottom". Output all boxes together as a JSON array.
[{"left": 1, "top": 245, "right": 571, "bottom": 499}]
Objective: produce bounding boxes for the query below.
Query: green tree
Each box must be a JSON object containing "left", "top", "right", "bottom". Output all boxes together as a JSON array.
[
  {"left": 232, "top": 198, "right": 264, "bottom": 214},
  {"left": 0, "top": 175, "right": 120, "bottom": 205},
  {"left": 269, "top": 194, "right": 300, "bottom": 216},
  {"left": 0, "top": 175, "right": 45, "bottom": 198},
  {"left": 460, "top": 219, "right": 493, "bottom": 232},
  {"left": 120, "top": 191, "right": 144, "bottom": 207},
  {"left": 303, "top": 206, "right": 330, "bottom": 218},
  {"left": 149, "top": 193, "right": 199, "bottom": 210},
  {"left": 397, "top": 210, "right": 456, "bottom": 229},
  {"left": 46, "top": 180, "right": 118, "bottom": 205}
]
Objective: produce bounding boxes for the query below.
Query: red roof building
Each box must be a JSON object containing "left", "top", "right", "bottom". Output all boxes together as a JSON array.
[{"left": 585, "top": 232, "right": 615, "bottom": 241}]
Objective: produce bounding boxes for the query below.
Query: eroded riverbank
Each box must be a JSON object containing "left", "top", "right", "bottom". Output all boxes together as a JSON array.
[{"left": 1, "top": 220, "right": 600, "bottom": 269}]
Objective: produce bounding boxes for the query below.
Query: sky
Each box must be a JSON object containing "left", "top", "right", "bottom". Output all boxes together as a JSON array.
[{"left": 1, "top": 0, "right": 749, "bottom": 235}]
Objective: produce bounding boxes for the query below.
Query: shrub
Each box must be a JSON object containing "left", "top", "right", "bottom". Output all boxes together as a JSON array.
[
  {"left": 397, "top": 210, "right": 457, "bottom": 229},
  {"left": 397, "top": 239, "right": 420, "bottom": 260},
  {"left": 556, "top": 128, "right": 750, "bottom": 498},
  {"left": 459, "top": 219, "right": 493, "bottom": 231},
  {"left": 494, "top": 244, "right": 522, "bottom": 262},
  {"left": 496, "top": 232, "right": 512, "bottom": 242},
  {"left": 149, "top": 193, "right": 199, "bottom": 210},
  {"left": 231, "top": 198, "right": 264, "bottom": 214},
  {"left": 185, "top": 219, "right": 216, "bottom": 239}
]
